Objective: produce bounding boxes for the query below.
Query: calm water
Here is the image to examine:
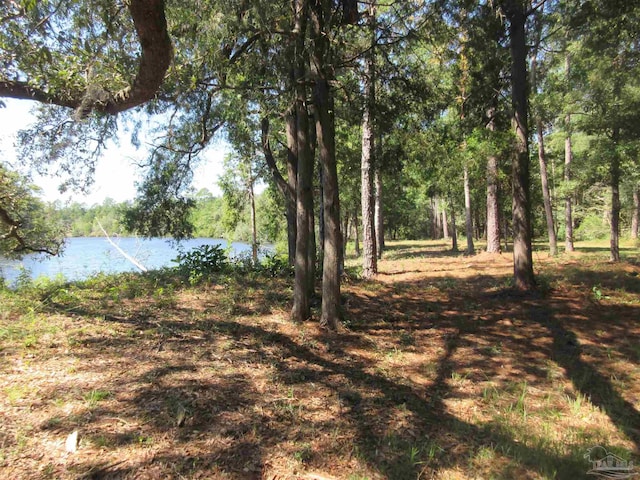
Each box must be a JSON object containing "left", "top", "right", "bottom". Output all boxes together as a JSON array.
[{"left": 0, "top": 237, "right": 261, "bottom": 285}]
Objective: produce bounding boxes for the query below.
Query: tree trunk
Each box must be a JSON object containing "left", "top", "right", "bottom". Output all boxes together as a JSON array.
[
  {"left": 442, "top": 202, "right": 449, "bottom": 239},
  {"left": 503, "top": 214, "right": 510, "bottom": 253},
  {"left": 343, "top": 212, "right": 349, "bottom": 258},
  {"left": 450, "top": 203, "right": 458, "bottom": 252},
  {"left": 475, "top": 208, "right": 482, "bottom": 240},
  {"left": 632, "top": 186, "right": 639, "bottom": 240},
  {"left": 430, "top": 197, "right": 439, "bottom": 239},
  {"left": 537, "top": 119, "right": 558, "bottom": 256},
  {"left": 286, "top": 195, "right": 298, "bottom": 266},
  {"left": 291, "top": 0, "right": 313, "bottom": 322},
  {"left": 486, "top": 118, "right": 501, "bottom": 253},
  {"left": 374, "top": 169, "right": 384, "bottom": 258},
  {"left": 318, "top": 156, "right": 325, "bottom": 263},
  {"left": 261, "top": 115, "right": 296, "bottom": 266},
  {"left": 563, "top": 50, "right": 575, "bottom": 253},
  {"left": 354, "top": 207, "right": 361, "bottom": 256},
  {"left": 564, "top": 117, "right": 575, "bottom": 252},
  {"left": 285, "top": 109, "right": 299, "bottom": 265},
  {"left": 464, "top": 164, "right": 475, "bottom": 254},
  {"left": 610, "top": 129, "right": 621, "bottom": 262},
  {"left": 360, "top": 1, "right": 377, "bottom": 279},
  {"left": 291, "top": 134, "right": 312, "bottom": 322},
  {"left": 307, "top": 176, "right": 316, "bottom": 297},
  {"left": 338, "top": 206, "right": 345, "bottom": 279},
  {"left": 306, "top": 108, "right": 317, "bottom": 295},
  {"left": 505, "top": 0, "right": 535, "bottom": 289},
  {"left": 435, "top": 197, "right": 443, "bottom": 239},
  {"left": 457, "top": 18, "right": 474, "bottom": 255},
  {"left": 311, "top": 0, "right": 341, "bottom": 330},
  {"left": 550, "top": 149, "right": 557, "bottom": 233},
  {"left": 308, "top": 108, "right": 323, "bottom": 276},
  {"left": 530, "top": 9, "right": 557, "bottom": 257},
  {"left": 249, "top": 179, "right": 258, "bottom": 264}
]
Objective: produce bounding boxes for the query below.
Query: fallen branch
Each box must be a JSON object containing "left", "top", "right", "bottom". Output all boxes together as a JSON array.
[{"left": 96, "top": 221, "right": 148, "bottom": 272}]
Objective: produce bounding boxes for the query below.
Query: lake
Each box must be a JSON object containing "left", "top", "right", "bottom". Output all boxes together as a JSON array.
[{"left": 0, "top": 237, "right": 263, "bottom": 285}]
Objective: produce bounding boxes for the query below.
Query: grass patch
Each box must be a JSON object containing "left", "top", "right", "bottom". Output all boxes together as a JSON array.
[{"left": 83, "top": 389, "right": 112, "bottom": 407}]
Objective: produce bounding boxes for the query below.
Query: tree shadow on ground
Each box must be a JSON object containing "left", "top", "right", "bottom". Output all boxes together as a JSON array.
[
  {"left": 19, "top": 258, "right": 640, "bottom": 479},
  {"left": 381, "top": 241, "right": 470, "bottom": 261},
  {"left": 547, "top": 263, "right": 640, "bottom": 294},
  {"left": 567, "top": 245, "right": 639, "bottom": 255}
]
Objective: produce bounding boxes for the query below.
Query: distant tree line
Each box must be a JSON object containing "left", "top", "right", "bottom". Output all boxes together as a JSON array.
[{"left": 47, "top": 188, "right": 286, "bottom": 246}]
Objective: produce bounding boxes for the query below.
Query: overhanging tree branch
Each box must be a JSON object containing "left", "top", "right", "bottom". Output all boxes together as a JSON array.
[
  {"left": 0, "top": 80, "right": 78, "bottom": 108},
  {"left": 0, "top": 0, "right": 172, "bottom": 118},
  {"left": 0, "top": 205, "right": 61, "bottom": 256},
  {"left": 103, "top": 0, "right": 172, "bottom": 115}
]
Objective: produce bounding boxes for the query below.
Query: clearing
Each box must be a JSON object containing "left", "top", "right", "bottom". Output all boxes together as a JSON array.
[{"left": 1, "top": 240, "right": 639, "bottom": 479}]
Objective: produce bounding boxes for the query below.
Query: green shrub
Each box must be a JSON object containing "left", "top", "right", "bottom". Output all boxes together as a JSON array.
[
  {"left": 229, "top": 251, "right": 256, "bottom": 274},
  {"left": 260, "top": 253, "right": 292, "bottom": 278},
  {"left": 173, "top": 245, "right": 290, "bottom": 285},
  {"left": 574, "top": 213, "right": 609, "bottom": 241},
  {"left": 173, "top": 244, "right": 228, "bottom": 285}
]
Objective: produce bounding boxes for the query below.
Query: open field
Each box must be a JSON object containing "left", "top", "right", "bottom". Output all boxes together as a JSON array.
[{"left": 1, "top": 240, "right": 639, "bottom": 479}]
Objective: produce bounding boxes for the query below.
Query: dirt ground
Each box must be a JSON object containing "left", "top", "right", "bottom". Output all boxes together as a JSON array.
[{"left": 1, "top": 240, "right": 639, "bottom": 479}]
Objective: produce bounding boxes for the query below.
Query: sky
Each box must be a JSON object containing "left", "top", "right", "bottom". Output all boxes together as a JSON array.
[{"left": 0, "top": 99, "right": 229, "bottom": 205}]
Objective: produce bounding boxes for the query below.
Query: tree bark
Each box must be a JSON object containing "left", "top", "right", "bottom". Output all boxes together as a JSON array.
[
  {"left": 262, "top": 116, "right": 297, "bottom": 266},
  {"left": 307, "top": 109, "right": 317, "bottom": 297},
  {"left": 311, "top": 0, "right": 341, "bottom": 330},
  {"left": 308, "top": 109, "right": 318, "bottom": 289},
  {"left": 307, "top": 187, "right": 316, "bottom": 297},
  {"left": 531, "top": 8, "right": 557, "bottom": 257},
  {"left": 318, "top": 156, "right": 325, "bottom": 263},
  {"left": 537, "top": 119, "right": 558, "bottom": 255},
  {"left": 486, "top": 108, "right": 501, "bottom": 253},
  {"left": 632, "top": 186, "right": 639, "bottom": 240},
  {"left": 436, "top": 198, "right": 443, "bottom": 239},
  {"left": 429, "top": 196, "right": 438, "bottom": 240},
  {"left": 249, "top": 178, "right": 258, "bottom": 264},
  {"left": 564, "top": 122, "right": 575, "bottom": 253},
  {"left": 503, "top": 214, "right": 510, "bottom": 253},
  {"left": 374, "top": 168, "right": 384, "bottom": 258},
  {"left": 286, "top": 110, "right": 299, "bottom": 265},
  {"left": 442, "top": 202, "right": 449, "bottom": 239},
  {"left": 563, "top": 52, "right": 575, "bottom": 253},
  {"left": 291, "top": 0, "right": 313, "bottom": 322},
  {"left": 450, "top": 203, "right": 458, "bottom": 252},
  {"left": 610, "top": 129, "right": 621, "bottom": 262},
  {"left": 457, "top": 17, "right": 474, "bottom": 255},
  {"left": 343, "top": 212, "right": 349, "bottom": 258},
  {"left": 609, "top": 65, "right": 624, "bottom": 262},
  {"left": 464, "top": 164, "right": 475, "bottom": 254},
  {"left": 354, "top": 207, "right": 361, "bottom": 256},
  {"left": 291, "top": 144, "right": 312, "bottom": 322},
  {"left": 504, "top": 0, "right": 535, "bottom": 289},
  {"left": 360, "top": 1, "right": 377, "bottom": 279}
]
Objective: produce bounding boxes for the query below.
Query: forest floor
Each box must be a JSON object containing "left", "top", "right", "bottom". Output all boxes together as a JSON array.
[{"left": 1, "top": 239, "right": 640, "bottom": 479}]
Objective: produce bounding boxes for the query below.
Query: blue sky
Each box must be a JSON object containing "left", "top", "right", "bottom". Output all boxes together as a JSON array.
[{"left": 0, "top": 99, "right": 228, "bottom": 205}]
